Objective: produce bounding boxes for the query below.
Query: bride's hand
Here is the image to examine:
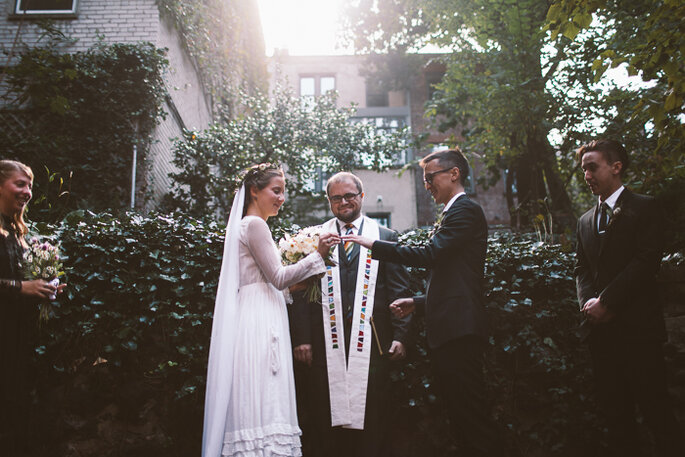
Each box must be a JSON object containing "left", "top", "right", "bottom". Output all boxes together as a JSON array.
[{"left": 317, "top": 232, "right": 340, "bottom": 258}]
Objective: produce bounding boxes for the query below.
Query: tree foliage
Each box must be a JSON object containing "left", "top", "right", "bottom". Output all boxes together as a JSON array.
[
  {"left": 546, "top": 0, "right": 685, "bottom": 249},
  {"left": 546, "top": 0, "right": 684, "bottom": 142},
  {"left": 342, "top": 0, "right": 684, "bottom": 241},
  {"left": 344, "top": 0, "right": 584, "bottom": 230},
  {"left": 165, "top": 83, "right": 411, "bottom": 223}
]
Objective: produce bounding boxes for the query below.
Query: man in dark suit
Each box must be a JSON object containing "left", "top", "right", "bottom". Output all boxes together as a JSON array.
[
  {"left": 575, "top": 139, "right": 682, "bottom": 457},
  {"left": 290, "top": 172, "right": 412, "bottom": 457},
  {"left": 345, "top": 149, "right": 504, "bottom": 457}
]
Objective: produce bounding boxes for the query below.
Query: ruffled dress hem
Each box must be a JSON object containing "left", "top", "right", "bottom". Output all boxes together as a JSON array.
[{"left": 222, "top": 423, "right": 302, "bottom": 456}]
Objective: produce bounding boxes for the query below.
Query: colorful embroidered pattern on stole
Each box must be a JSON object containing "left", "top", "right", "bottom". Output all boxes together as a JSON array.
[
  {"left": 325, "top": 267, "right": 338, "bottom": 349},
  {"left": 356, "top": 250, "right": 373, "bottom": 352}
]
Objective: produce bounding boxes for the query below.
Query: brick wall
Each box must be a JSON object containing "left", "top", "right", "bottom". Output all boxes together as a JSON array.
[
  {"left": 144, "top": 15, "right": 212, "bottom": 209},
  {"left": 0, "top": 0, "right": 158, "bottom": 56}
]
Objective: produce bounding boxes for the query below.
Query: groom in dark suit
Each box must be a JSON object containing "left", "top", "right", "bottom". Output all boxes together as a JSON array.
[
  {"left": 575, "top": 139, "right": 682, "bottom": 457},
  {"left": 290, "top": 172, "right": 412, "bottom": 457},
  {"left": 346, "top": 149, "right": 504, "bottom": 456}
]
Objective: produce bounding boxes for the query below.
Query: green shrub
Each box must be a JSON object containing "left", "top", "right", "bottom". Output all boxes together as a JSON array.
[{"left": 29, "top": 212, "right": 600, "bottom": 456}]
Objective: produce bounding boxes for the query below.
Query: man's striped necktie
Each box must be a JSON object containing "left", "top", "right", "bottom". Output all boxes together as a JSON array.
[{"left": 343, "top": 224, "right": 355, "bottom": 260}]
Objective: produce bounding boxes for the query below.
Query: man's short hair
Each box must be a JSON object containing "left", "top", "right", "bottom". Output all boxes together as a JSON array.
[
  {"left": 419, "top": 148, "right": 470, "bottom": 186},
  {"left": 576, "top": 139, "right": 630, "bottom": 175},
  {"left": 326, "top": 171, "right": 363, "bottom": 195}
]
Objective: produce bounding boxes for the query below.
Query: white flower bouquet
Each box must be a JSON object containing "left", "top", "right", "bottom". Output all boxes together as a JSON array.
[
  {"left": 23, "top": 237, "right": 64, "bottom": 321},
  {"left": 279, "top": 225, "right": 335, "bottom": 302}
]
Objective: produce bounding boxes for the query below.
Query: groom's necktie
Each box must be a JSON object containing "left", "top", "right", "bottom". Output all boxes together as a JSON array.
[{"left": 343, "top": 224, "right": 355, "bottom": 261}]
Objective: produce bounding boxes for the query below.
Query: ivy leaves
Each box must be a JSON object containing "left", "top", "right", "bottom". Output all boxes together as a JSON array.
[{"left": 3, "top": 40, "right": 168, "bottom": 219}]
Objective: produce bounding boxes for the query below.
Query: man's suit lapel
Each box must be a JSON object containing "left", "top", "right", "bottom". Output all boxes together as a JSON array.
[
  {"left": 597, "top": 189, "right": 630, "bottom": 261},
  {"left": 434, "top": 193, "right": 467, "bottom": 233},
  {"left": 588, "top": 203, "right": 601, "bottom": 258}
]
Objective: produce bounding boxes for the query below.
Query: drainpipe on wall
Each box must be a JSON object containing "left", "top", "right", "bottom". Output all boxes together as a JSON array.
[{"left": 130, "top": 141, "right": 137, "bottom": 209}]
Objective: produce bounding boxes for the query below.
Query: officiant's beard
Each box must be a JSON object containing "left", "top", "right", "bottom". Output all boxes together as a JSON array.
[{"left": 335, "top": 206, "right": 361, "bottom": 223}]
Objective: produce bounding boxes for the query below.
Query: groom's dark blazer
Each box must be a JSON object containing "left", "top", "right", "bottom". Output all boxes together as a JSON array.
[
  {"left": 370, "top": 194, "right": 504, "bottom": 456},
  {"left": 371, "top": 194, "right": 489, "bottom": 348},
  {"left": 575, "top": 188, "right": 666, "bottom": 342},
  {"left": 289, "top": 218, "right": 411, "bottom": 457}
]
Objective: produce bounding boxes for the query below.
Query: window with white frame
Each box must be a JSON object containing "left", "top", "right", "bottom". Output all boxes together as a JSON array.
[
  {"left": 320, "top": 76, "right": 335, "bottom": 95},
  {"left": 15, "top": 0, "right": 78, "bottom": 15},
  {"left": 299, "top": 75, "right": 335, "bottom": 98}
]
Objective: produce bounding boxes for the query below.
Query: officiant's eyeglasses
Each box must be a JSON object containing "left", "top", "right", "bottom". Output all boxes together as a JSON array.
[
  {"left": 423, "top": 167, "right": 454, "bottom": 185},
  {"left": 328, "top": 192, "right": 362, "bottom": 203}
]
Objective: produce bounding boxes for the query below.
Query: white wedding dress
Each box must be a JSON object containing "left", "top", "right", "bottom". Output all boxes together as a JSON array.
[{"left": 204, "top": 208, "right": 325, "bottom": 457}]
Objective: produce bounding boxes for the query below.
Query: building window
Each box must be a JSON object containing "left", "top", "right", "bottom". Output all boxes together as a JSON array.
[
  {"left": 367, "top": 212, "right": 391, "bottom": 228},
  {"left": 320, "top": 76, "right": 335, "bottom": 94},
  {"left": 425, "top": 71, "right": 443, "bottom": 100},
  {"left": 299, "top": 75, "right": 335, "bottom": 97},
  {"left": 300, "top": 77, "right": 315, "bottom": 97},
  {"left": 299, "top": 75, "right": 335, "bottom": 110},
  {"left": 365, "top": 78, "right": 389, "bottom": 107},
  {"left": 15, "top": 0, "right": 78, "bottom": 15}
]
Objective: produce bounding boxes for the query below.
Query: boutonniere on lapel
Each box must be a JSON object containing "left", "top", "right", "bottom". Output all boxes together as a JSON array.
[
  {"left": 606, "top": 205, "right": 622, "bottom": 229},
  {"left": 428, "top": 212, "right": 444, "bottom": 237}
]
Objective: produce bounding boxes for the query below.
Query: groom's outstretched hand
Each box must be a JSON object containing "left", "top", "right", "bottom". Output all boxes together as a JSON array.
[
  {"left": 341, "top": 234, "right": 374, "bottom": 249},
  {"left": 389, "top": 297, "right": 415, "bottom": 318},
  {"left": 388, "top": 341, "right": 406, "bottom": 361},
  {"left": 294, "top": 344, "right": 313, "bottom": 367}
]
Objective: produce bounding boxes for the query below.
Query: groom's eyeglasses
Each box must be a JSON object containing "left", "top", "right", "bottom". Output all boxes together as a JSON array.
[
  {"left": 423, "top": 167, "right": 454, "bottom": 185},
  {"left": 328, "top": 192, "right": 362, "bottom": 203}
]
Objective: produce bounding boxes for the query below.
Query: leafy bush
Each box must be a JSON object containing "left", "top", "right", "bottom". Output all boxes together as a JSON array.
[
  {"left": 31, "top": 211, "right": 223, "bottom": 456},
  {"left": 29, "top": 213, "right": 600, "bottom": 456},
  {"left": 388, "top": 230, "right": 599, "bottom": 456}
]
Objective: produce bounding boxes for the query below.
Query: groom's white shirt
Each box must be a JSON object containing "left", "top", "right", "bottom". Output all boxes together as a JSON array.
[
  {"left": 443, "top": 191, "right": 466, "bottom": 214},
  {"left": 597, "top": 185, "right": 624, "bottom": 232}
]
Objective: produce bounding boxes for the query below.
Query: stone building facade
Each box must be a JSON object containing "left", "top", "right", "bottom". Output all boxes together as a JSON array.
[{"left": 269, "top": 52, "right": 510, "bottom": 231}]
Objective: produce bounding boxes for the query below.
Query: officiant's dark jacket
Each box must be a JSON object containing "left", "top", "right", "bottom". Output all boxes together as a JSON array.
[
  {"left": 575, "top": 188, "right": 666, "bottom": 342},
  {"left": 289, "top": 221, "right": 411, "bottom": 457},
  {"left": 371, "top": 194, "right": 489, "bottom": 349}
]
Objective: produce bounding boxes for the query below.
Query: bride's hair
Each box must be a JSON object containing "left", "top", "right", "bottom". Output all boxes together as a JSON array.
[{"left": 241, "top": 163, "right": 284, "bottom": 215}]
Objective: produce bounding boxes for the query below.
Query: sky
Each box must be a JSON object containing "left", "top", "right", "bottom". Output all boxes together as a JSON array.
[{"left": 256, "top": 0, "right": 351, "bottom": 56}]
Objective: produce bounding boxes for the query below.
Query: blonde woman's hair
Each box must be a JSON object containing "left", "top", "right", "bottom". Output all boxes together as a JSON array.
[{"left": 0, "top": 159, "right": 34, "bottom": 240}]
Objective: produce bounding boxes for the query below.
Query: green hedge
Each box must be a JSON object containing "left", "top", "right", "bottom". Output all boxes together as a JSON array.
[{"left": 28, "top": 212, "right": 600, "bottom": 456}]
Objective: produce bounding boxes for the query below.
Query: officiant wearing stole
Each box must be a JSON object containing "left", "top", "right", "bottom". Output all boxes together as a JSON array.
[{"left": 289, "top": 172, "right": 412, "bottom": 457}]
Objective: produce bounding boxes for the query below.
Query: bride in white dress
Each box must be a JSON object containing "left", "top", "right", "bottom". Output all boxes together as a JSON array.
[{"left": 202, "top": 164, "right": 339, "bottom": 457}]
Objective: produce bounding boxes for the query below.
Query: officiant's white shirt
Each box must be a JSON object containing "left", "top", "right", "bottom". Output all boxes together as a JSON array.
[{"left": 337, "top": 214, "right": 364, "bottom": 235}]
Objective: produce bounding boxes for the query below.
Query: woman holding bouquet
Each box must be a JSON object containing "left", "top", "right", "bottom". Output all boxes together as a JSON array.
[
  {"left": 203, "top": 163, "right": 339, "bottom": 457},
  {"left": 0, "top": 160, "right": 60, "bottom": 451}
]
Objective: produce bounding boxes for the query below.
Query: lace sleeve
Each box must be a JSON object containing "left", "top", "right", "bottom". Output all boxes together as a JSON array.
[{"left": 244, "top": 217, "right": 326, "bottom": 290}]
